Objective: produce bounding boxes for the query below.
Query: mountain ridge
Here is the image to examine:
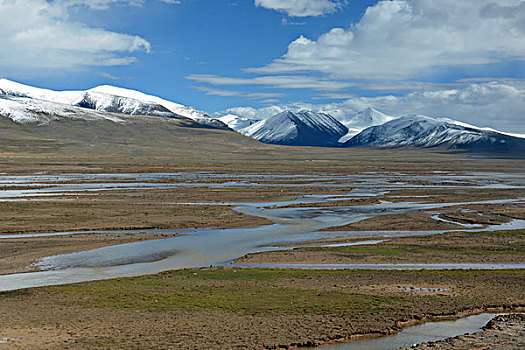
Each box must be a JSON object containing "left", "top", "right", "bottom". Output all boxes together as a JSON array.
[
  {"left": 240, "top": 110, "right": 348, "bottom": 147},
  {"left": 344, "top": 114, "right": 525, "bottom": 153},
  {"left": 0, "top": 79, "right": 228, "bottom": 129}
]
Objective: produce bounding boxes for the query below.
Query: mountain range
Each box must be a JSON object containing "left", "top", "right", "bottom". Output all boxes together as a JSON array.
[
  {"left": 0, "top": 79, "right": 227, "bottom": 129},
  {"left": 1, "top": 79, "right": 524, "bottom": 154},
  {"left": 223, "top": 107, "right": 525, "bottom": 153}
]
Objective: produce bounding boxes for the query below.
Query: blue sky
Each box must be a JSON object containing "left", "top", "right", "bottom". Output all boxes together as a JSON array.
[
  {"left": 1, "top": 0, "right": 525, "bottom": 133},
  {"left": 3, "top": 0, "right": 378, "bottom": 108}
]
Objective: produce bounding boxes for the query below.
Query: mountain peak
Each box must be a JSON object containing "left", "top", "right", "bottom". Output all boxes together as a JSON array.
[
  {"left": 338, "top": 108, "right": 396, "bottom": 142},
  {"left": 350, "top": 108, "right": 394, "bottom": 125},
  {"left": 362, "top": 107, "right": 380, "bottom": 113},
  {"left": 218, "top": 114, "right": 260, "bottom": 131},
  {"left": 241, "top": 110, "right": 348, "bottom": 147}
]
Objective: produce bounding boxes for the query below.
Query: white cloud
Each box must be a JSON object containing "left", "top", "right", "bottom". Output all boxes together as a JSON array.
[
  {"left": 248, "top": 0, "right": 525, "bottom": 80},
  {"left": 313, "top": 92, "right": 356, "bottom": 99},
  {"left": 187, "top": 74, "right": 352, "bottom": 91},
  {"left": 0, "top": 0, "right": 150, "bottom": 70},
  {"left": 56, "top": 0, "right": 145, "bottom": 10},
  {"left": 97, "top": 72, "right": 128, "bottom": 80},
  {"left": 192, "top": 86, "right": 285, "bottom": 100},
  {"left": 56, "top": 0, "right": 180, "bottom": 8},
  {"left": 215, "top": 106, "right": 287, "bottom": 120},
  {"left": 215, "top": 81, "right": 525, "bottom": 134},
  {"left": 255, "top": 0, "right": 344, "bottom": 17}
]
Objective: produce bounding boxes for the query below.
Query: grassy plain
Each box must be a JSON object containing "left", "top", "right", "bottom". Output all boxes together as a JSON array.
[{"left": 0, "top": 268, "right": 523, "bottom": 349}]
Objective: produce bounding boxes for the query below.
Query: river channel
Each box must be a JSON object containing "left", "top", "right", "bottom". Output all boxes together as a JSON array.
[{"left": 0, "top": 171, "right": 523, "bottom": 292}]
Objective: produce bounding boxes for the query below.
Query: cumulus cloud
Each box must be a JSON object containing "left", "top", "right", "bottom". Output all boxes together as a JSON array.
[
  {"left": 255, "top": 0, "right": 344, "bottom": 17},
  {"left": 0, "top": 0, "right": 150, "bottom": 70},
  {"left": 215, "top": 81, "right": 525, "bottom": 134},
  {"left": 248, "top": 0, "right": 525, "bottom": 80}
]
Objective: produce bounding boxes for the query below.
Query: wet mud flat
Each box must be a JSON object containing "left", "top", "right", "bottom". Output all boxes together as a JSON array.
[
  {"left": 0, "top": 196, "right": 272, "bottom": 276},
  {"left": 0, "top": 232, "right": 182, "bottom": 275},
  {"left": 0, "top": 268, "right": 523, "bottom": 349},
  {"left": 401, "top": 313, "right": 525, "bottom": 350}
]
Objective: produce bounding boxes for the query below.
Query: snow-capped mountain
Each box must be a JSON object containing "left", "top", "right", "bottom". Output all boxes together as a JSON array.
[
  {"left": 87, "top": 85, "right": 227, "bottom": 129},
  {"left": 0, "top": 79, "right": 227, "bottom": 129},
  {"left": 339, "top": 108, "right": 396, "bottom": 142},
  {"left": 240, "top": 110, "right": 348, "bottom": 147},
  {"left": 217, "top": 114, "right": 260, "bottom": 131},
  {"left": 0, "top": 94, "right": 127, "bottom": 124},
  {"left": 345, "top": 114, "right": 525, "bottom": 153}
]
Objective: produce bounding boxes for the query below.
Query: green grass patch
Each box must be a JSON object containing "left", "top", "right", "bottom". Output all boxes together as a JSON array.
[
  {"left": 65, "top": 285, "right": 405, "bottom": 315},
  {"left": 51, "top": 269, "right": 410, "bottom": 315},
  {"left": 46, "top": 268, "right": 525, "bottom": 315},
  {"left": 465, "top": 229, "right": 525, "bottom": 238},
  {"left": 308, "top": 243, "right": 525, "bottom": 256},
  {"left": 304, "top": 229, "right": 525, "bottom": 257},
  {"left": 167, "top": 268, "right": 306, "bottom": 282}
]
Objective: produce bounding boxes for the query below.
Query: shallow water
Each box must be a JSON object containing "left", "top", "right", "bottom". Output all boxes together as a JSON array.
[
  {"left": 313, "top": 313, "right": 501, "bottom": 350},
  {"left": 430, "top": 214, "right": 484, "bottom": 228},
  {"left": 0, "top": 337, "right": 24, "bottom": 344},
  {"left": 0, "top": 171, "right": 524, "bottom": 291},
  {"left": 1, "top": 171, "right": 524, "bottom": 200}
]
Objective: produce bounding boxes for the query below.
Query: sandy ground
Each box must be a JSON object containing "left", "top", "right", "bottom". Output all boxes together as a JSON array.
[
  {"left": 0, "top": 269, "right": 523, "bottom": 349},
  {"left": 402, "top": 313, "right": 525, "bottom": 349}
]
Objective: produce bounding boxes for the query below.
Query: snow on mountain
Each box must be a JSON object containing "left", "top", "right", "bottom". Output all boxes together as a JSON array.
[
  {"left": 88, "top": 85, "right": 227, "bottom": 129},
  {"left": 0, "top": 79, "right": 227, "bottom": 129},
  {"left": 0, "top": 79, "right": 82, "bottom": 105},
  {"left": 240, "top": 110, "right": 348, "bottom": 147},
  {"left": 217, "top": 114, "right": 260, "bottom": 131},
  {"left": 344, "top": 114, "right": 525, "bottom": 153},
  {"left": 0, "top": 95, "right": 125, "bottom": 124},
  {"left": 339, "top": 108, "right": 396, "bottom": 142}
]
